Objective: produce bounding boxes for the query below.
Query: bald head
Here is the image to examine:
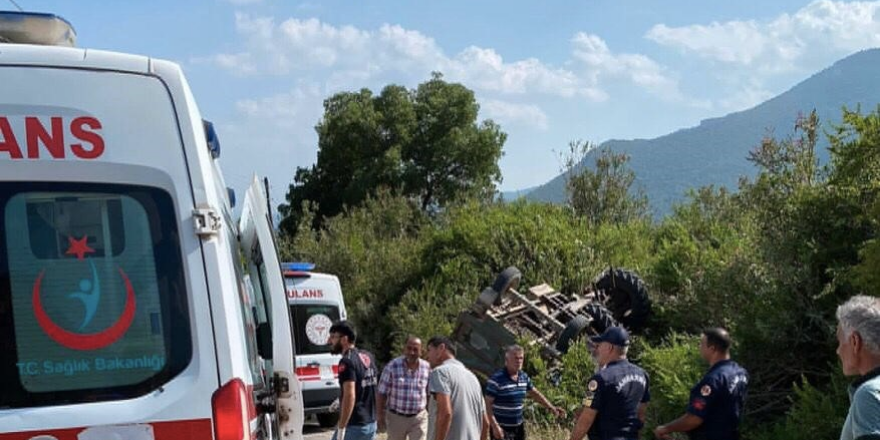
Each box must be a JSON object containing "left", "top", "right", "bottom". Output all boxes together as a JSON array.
[
  {"left": 703, "top": 328, "right": 732, "bottom": 353},
  {"left": 404, "top": 335, "right": 422, "bottom": 363}
]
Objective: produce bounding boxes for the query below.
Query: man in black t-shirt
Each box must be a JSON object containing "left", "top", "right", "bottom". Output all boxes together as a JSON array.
[{"left": 328, "top": 320, "right": 378, "bottom": 440}]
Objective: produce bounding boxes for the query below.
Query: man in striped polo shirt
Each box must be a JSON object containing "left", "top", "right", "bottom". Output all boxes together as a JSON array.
[{"left": 485, "top": 345, "right": 564, "bottom": 440}]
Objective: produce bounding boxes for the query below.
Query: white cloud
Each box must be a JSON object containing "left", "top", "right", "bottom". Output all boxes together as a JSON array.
[
  {"left": 481, "top": 100, "right": 550, "bottom": 131},
  {"left": 446, "top": 46, "right": 599, "bottom": 99},
  {"left": 646, "top": 0, "right": 880, "bottom": 74},
  {"left": 217, "top": 82, "right": 327, "bottom": 197},
  {"left": 235, "top": 83, "right": 326, "bottom": 129},
  {"left": 210, "top": 52, "right": 257, "bottom": 76},
  {"left": 571, "top": 33, "right": 707, "bottom": 106},
  {"left": 203, "top": 13, "right": 714, "bottom": 196},
  {"left": 211, "top": 13, "right": 685, "bottom": 104}
]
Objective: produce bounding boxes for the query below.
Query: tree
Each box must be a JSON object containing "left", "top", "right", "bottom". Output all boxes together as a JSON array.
[
  {"left": 561, "top": 140, "right": 649, "bottom": 226},
  {"left": 827, "top": 106, "right": 880, "bottom": 293},
  {"left": 278, "top": 73, "right": 506, "bottom": 234}
]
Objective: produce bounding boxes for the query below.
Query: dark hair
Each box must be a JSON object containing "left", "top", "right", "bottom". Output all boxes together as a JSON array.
[
  {"left": 330, "top": 320, "right": 357, "bottom": 344},
  {"left": 427, "top": 336, "right": 456, "bottom": 355},
  {"left": 702, "top": 327, "right": 732, "bottom": 353}
]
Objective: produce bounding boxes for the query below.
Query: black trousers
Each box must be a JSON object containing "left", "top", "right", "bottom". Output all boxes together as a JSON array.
[{"left": 492, "top": 423, "right": 525, "bottom": 440}]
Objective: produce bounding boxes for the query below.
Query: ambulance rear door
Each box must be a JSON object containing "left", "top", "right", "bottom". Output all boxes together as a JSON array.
[
  {"left": 239, "top": 177, "right": 305, "bottom": 440},
  {"left": 0, "top": 55, "right": 216, "bottom": 437}
]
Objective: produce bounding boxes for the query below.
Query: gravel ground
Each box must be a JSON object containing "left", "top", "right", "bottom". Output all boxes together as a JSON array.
[{"left": 301, "top": 417, "right": 389, "bottom": 440}]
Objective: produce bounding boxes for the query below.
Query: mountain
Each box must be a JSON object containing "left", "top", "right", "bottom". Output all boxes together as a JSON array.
[
  {"left": 500, "top": 185, "right": 539, "bottom": 201},
  {"left": 525, "top": 48, "right": 880, "bottom": 215}
]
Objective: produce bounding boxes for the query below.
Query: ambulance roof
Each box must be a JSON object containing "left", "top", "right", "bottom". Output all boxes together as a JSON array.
[
  {"left": 284, "top": 271, "right": 340, "bottom": 283},
  {"left": 284, "top": 271, "right": 344, "bottom": 304},
  {"left": 0, "top": 42, "right": 156, "bottom": 74}
]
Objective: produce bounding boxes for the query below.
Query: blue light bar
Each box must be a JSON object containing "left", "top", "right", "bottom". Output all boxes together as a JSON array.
[{"left": 282, "top": 262, "right": 315, "bottom": 272}]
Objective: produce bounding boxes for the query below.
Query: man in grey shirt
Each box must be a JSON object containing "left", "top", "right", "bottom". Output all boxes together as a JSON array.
[
  {"left": 836, "top": 295, "right": 880, "bottom": 440},
  {"left": 425, "top": 336, "right": 489, "bottom": 440}
]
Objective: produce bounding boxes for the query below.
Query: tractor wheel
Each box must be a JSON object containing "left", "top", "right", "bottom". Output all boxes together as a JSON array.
[
  {"left": 555, "top": 315, "right": 590, "bottom": 354},
  {"left": 593, "top": 268, "right": 651, "bottom": 330},
  {"left": 489, "top": 266, "right": 522, "bottom": 305}
]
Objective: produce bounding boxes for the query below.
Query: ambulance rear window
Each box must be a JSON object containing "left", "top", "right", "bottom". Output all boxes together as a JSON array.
[
  {"left": 0, "top": 182, "right": 191, "bottom": 408},
  {"left": 290, "top": 304, "right": 340, "bottom": 355}
]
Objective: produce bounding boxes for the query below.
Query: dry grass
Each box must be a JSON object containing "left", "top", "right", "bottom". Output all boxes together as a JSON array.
[
  {"left": 372, "top": 423, "right": 571, "bottom": 440},
  {"left": 528, "top": 422, "right": 571, "bottom": 440}
]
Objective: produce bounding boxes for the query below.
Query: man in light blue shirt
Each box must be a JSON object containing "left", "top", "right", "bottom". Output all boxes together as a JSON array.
[{"left": 836, "top": 296, "right": 880, "bottom": 440}]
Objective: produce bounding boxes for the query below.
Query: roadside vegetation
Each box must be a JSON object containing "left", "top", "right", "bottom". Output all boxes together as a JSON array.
[{"left": 278, "top": 73, "right": 880, "bottom": 439}]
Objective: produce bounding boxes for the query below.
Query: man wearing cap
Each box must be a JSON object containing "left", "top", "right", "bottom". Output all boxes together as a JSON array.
[
  {"left": 653, "top": 328, "right": 749, "bottom": 440},
  {"left": 569, "top": 326, "right": 650, "bottom": 440}
]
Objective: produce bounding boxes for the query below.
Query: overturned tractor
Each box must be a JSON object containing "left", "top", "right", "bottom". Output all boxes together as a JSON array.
[{"left": 452, "top": 266, "right": 651, "bottom": 377}]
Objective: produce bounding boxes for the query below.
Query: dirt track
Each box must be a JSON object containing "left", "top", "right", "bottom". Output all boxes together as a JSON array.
[{"left": 302, "top": 417, "right": 389, "bottom": 440}]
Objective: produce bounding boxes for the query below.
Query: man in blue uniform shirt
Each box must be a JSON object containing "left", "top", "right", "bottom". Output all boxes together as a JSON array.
[
  {"left": 654, "top": 328, "right": 749, "bottom": 440},
  {"left": 569, "top": 326, "right": 650, "bottom": 440}
]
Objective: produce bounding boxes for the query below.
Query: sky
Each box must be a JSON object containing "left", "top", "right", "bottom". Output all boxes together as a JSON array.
[{"left": 16, "top": 0, "right": 880, "bottom": 208}]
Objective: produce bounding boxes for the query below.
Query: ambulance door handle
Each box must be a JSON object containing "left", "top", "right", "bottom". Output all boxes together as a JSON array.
[{"left": 308, "top": 362, "right": 320, "bottom": 367}]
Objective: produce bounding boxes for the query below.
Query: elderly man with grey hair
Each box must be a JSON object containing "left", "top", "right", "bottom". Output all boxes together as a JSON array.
[
  {"left": 836, "top": 295, "right": 880, "bottom": 440},
  {"left": 484, "top": 345, "right": 564, "bottom": 440}
]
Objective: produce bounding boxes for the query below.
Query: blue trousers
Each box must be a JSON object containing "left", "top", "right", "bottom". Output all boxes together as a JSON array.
[{"left": 331, "top": 422, "right": 377, "bottom": 440}]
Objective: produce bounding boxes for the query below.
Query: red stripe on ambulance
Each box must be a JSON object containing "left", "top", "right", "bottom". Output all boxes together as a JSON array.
[{"left": 0, "top": 419, "right": 213, "bottom": 440}]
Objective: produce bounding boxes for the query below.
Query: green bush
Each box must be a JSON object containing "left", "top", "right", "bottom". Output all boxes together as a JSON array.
[
  {"left": 279, "top": 192, "right": 429, "bottom": 358},
  {"left": 635, "top": 334, "right": 705, "bottom": 437},
  {"left": 749, "top": 369, "right": 850, "bottom": 440},
  {"left": 276, "top": 106, "right": 880, "bottom": 438},
  {"left": 386, "top": 261, "right": 476, "bottom": 351},
  {"left": 523, "top": 339, "right": 597, "bottom": 426},
  {"left": 423, "top": 200, "right": 600, "bottom": 294}
]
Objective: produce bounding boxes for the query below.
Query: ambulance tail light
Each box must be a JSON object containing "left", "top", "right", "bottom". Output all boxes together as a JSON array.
[
  {"left": 212, "top": 378, "right": 256, "bottom": 440},
  {"left": 296, "top": 366, "right": 320, "bottom": 378}
]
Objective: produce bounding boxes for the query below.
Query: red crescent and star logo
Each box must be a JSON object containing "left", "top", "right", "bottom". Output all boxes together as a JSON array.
[
  {"left": 358, "top": 352, "right": 372, "bottom": 368},
  {"left": 31, "top": 235, "right": 137, "bottom": 351}
]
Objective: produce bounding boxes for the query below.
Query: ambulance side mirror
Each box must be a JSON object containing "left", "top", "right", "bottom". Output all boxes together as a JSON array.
[{"left": 257, "top": 321, "right": 273, "bottom": 360}]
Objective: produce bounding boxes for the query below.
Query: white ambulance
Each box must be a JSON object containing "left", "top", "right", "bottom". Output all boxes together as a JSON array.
[
  {"left": 0, "top": 11, "right": 304, "bottom": 440},
  {"left": 282, "top": 264, "right": 347, "bottom": 428}
]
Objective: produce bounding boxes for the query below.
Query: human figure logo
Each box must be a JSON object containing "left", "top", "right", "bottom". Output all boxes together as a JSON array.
[{"left": 31, "top": 235, "right": 137, "bottom": 351}]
